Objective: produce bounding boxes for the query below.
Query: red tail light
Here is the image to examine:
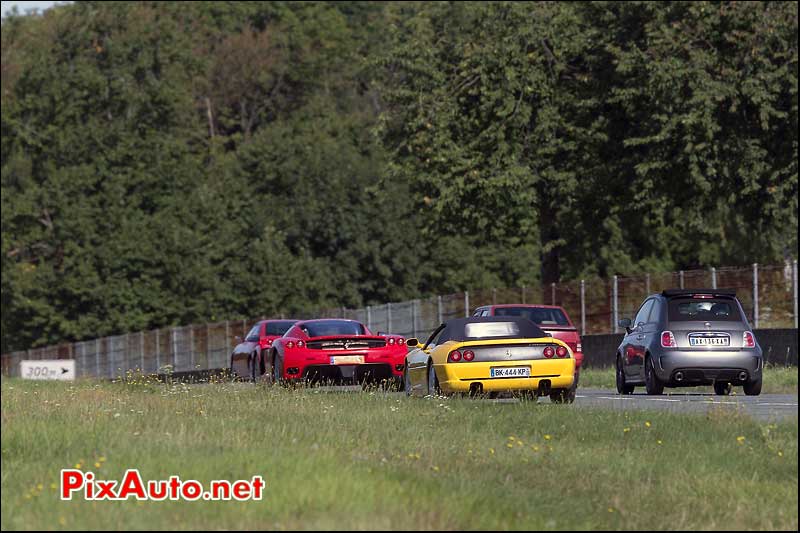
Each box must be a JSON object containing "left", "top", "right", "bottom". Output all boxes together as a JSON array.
[
  {"left": 556, "top": 346, "right": 568, "bottom": 358},
  {"left": 576, "top": 342, "right": 582, "bottom": 352},
  {"left": 296, "top": 340, "right": 305, "bottom": 348},
  {"left": 286, "top": 341, "right": 295, "bottom": 349},
  {"left": 448, "top": 350, "right": 462, "bottom": 362},
  {"left": 388, "top": 338, "right": 395, "bottom": 345},
  {"left": 398, "top": 338, "right": 405, "bottom": 345},
  {"left": 660, "top": 331, "right": 676, "bottom": 348},
  {"left": 543, "top": 346, "right": 555, "bottom": 358},
  {"left": 463, "top": 350, "right": 475, "bottom": 361},
  {"left": 743, "top": 331, "right": 755, "bottom": 348}
]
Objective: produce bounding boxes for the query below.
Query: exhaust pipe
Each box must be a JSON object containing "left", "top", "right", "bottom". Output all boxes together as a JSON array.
[
  {"left": 674, "top": 371, "right": 684, "bottom": 382},
  {"left": 538, "top": 379, "right": 551, "bottom": 396},
  {"left": 738, "top": 371, "right": 748, "bottom": 381},
  {"left": 469, "top": 383, "right": 483, "bottom": 397}
]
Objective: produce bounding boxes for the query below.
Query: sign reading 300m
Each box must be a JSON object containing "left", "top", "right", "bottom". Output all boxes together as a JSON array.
[{"left": 20, "top": 360, "right": 76, "bottom": 381}]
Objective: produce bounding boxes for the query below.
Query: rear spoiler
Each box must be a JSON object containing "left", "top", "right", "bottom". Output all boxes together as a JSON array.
[{"left": 661, "top": 288, "right": 736, "bottom": 298}]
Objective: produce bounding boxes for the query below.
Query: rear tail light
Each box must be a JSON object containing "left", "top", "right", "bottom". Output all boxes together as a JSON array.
[
  {"left": 576, "top": 342, "right": 582, "bottom": 352},
  {"left": 296, "top": 340, "right": 305, "bottom": 348},
  {"left": 388, "top": 338, "right": 395, "bottom": 345},
  {"left": 556, "top": 346, "right": 568, "bottom": 358},
  {"left": 543, "top": 346, "right": 555, "bottom": 358},
  {"left": 660, "top": 331, "right": 676, "bottom": 348},
  {"left": 743, "top": 331, "right": 755, "bottom": 348},
  {"left": 286, "top": 341, "right": 295, "bottom": 349},
  {"left": 398, "top": 338, "right": 405, "bottom": 345},
  {"left": 463, "top": 350, "right": 475, "bottom": 361},
  {"left": 448, "top": 350, "right": 462, "bottom": 362}
]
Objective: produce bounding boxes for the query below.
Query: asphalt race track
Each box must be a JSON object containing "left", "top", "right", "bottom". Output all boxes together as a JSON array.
[{"left": 574, "top": 389, "right": 798, "bottom": 421}]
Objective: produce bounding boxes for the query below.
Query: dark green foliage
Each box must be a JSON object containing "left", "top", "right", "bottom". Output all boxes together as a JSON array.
[{"left": 1, "top": 1, "right": 797, "bottom": 352}]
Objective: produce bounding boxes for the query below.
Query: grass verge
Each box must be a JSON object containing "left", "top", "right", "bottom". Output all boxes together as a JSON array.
[
  {"left": 1, "top": 378, "right": 797, "bottom": 530},
  {"left": 579, "top": 366, "right": 798, "bottom": 394}
]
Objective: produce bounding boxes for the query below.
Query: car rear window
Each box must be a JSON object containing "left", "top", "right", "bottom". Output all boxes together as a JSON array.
[
  {"left": 494, "top": 306, "right": 570, "bottom": 326},
  {"left": 667, "top": 298, "right": 743, "bottom": 322},
  {"left": 301, "top": 320, "right": 366, "bottom": 337},
  {"left": 265, "top": 321, "right": 295, "bottom": 336}
]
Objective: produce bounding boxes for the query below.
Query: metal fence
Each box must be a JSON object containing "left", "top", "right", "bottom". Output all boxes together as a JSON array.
[{"left": 2, "top": 261, "right": 797, "bottom": 378}]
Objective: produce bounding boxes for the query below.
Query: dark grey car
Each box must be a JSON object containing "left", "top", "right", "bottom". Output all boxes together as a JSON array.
[{"left": 615, "top": 289, "right": 763, "bottom": 396}]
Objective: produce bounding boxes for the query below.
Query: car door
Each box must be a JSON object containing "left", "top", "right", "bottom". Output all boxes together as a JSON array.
[
  {"left": 623, "top": 299, "right": 654, "bottom": 378},
  {"left": 406, "top": 326, "right": 444, "bottom": 394}
]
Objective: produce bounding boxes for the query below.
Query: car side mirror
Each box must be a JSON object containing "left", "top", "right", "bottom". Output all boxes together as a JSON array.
[
  {"left": 406, "top": 337, "right": 419, "bottom": 347},
  {"left": 618, "top": 318, "right": 632, "bottom": 333},
  {"left": 234, "top": 336, "right": 242, "bottom": 343}
]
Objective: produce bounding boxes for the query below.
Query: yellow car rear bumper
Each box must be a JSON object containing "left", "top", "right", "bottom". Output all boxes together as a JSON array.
[{"left": 436, "top": 358, "right": 575, "bottom": 393}]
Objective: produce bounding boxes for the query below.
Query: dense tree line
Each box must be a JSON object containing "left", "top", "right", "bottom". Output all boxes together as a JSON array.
[{"left": 1, "top": 1, "right": 797, "bottom": 352}]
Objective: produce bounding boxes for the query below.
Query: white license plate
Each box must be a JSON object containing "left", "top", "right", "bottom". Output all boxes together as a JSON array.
[
  {"left": 330, "top": 355, "right": 365, "bottom": 365},
  {"left": 490, "top": 366, "right": 530, "bottom": 378},
  {"left": 689, "top": 337, "right": 729, "bottom": 346}
]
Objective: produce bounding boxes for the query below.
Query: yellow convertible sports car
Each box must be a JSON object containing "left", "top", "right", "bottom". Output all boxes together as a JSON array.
[{"left": 404, "top": 316, "right": 576, "bottom": 403}]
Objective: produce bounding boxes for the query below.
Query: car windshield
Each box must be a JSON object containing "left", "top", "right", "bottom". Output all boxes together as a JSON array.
[
  {"left": 265, "top": 321, "right": 295, "bottom": 336},
  {"left": 464, "top": 322, "right": 520, "bottom": 338},
  {"left": 668, "top": 298, "right": 743, "bottom": 322},
  {"left": 494, "top": 306, "right": 570, "bottom": 326},
  {"left": 302, "top": 320, "right": 366, "bottom": 337}
]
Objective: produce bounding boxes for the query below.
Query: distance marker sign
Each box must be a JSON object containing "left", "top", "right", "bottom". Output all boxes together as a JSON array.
[{"left": 20, "top": 360, "right": 76, "bottom": 381}]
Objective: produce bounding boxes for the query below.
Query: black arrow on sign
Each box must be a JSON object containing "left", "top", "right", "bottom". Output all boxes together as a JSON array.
[{"left": 61, "top": 368, "right": 69, "bottom": 374}]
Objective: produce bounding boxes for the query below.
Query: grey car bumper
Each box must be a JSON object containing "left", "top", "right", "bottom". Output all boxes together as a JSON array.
[{"left": 656, "top": 349, "right": 762, "bottom": 383}]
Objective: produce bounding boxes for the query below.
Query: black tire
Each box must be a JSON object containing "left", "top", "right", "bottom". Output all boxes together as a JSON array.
[
  {"left": 616, "top": 357, "right": 635, "bottom": 395},
  {"left": 713, "top": 381, "right": 732, "bottom": 396},
  {"left": 743, "top": 377, "right": 762, "bottom": 396},
  {"left": 403, "top": 365, "right": 412, "bottom": 397},
  {"left": 273, "top": 353, "right": 285, "bottom": 386},
  {"left": 426, "top": 362, "right": 440, "bottom": 396},
  {"left": 644, "top": 356, "right": 664, "bottom": 395},
  {"left": 550, "top": 387, "right": 576, "bottom": 404},
  {"left": 249, "top": 352, "right": 258, "bottom": 382}
]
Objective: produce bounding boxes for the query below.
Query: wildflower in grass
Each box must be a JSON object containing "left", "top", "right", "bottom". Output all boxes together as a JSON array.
[
  {"left": 98, "top": 456, "right": 106, "bottom": 463},
  {"left": 608, "top": 507, "right": 614, "bottom": 513},
  {"left": 657, "top": 440, "right": 663, "bottom": 445},
  {"left": 74, "top": 463, "right": 82, "bottom": 469},
  {"left": 489, "top": 448, "right": 495, "bottom": 455},
  {"left": 506, "top": 443, "right": 514, "bottom": 449},
  {"left": 50, "top": 483, "right": 57, "bottom": 490},
  {"left": 737, "top": 436, "right": 745, "bottom": 444},
  {"left": 95, "top": 462, "right": 101, "bottom": 468},
  {"left": 623, "top": 428, "right": 631, "bottom": 433},
  {"left": 544, "top": 434, "right": 551, "bottom": 440},
  {"left": 645, "top": 421, "right": 651, "bottom": 428},
  {"left": 432, "top": 466, "right": 440, "bottom": 472},
  {"left": 778, "top": 451, "right": 783, "bottom": 457},
  {"left": 59, "top": 517, "right": 67, "bottom": 527}
]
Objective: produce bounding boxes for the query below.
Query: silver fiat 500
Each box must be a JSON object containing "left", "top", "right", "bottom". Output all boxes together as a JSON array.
[{"left": 615, "top": 289, "right": 763, "bottom": 396}]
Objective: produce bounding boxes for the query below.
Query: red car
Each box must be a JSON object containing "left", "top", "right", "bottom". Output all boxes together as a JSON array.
[
  {"left": 269, "top": 319, "right": 407, "bottom": 387},
  {"left": 230, "top": 319, "right": 298, "bottom": 381},
  {"left": 472, "top": 304, "right": 584, "bottom": 383}
]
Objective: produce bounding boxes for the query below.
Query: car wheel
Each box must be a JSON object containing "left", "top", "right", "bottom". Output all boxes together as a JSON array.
[
  {"left": 743, "top": 377, "right": 762, "bottom": 396},
  {"left": 249, "top": 353, "right": 258, "bottom": 382},
  {"left": 273, "top": 354, "right": 284, "bottom": 386},
  {"left": 713, "top": 381, "right": 732, "bottom": 396},
  {"left": 403, "top": 365, "right": 413, "bottom": 396},
  {"left": 644, "top": 356, "right": 664, "bottom": 395},
  {"left": 426, "top": 362, "right": 440, "bottom": 396},
  {"left": 550, "top": 386, "right": 576, "bottom": 404},
  {"left": 616, "top": 357, "right": 635, "bottom": 395}
]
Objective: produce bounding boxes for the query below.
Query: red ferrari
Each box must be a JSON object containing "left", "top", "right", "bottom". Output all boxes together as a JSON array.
[{"left": 269, "top": 319, "right": 407, "bottom": 387}]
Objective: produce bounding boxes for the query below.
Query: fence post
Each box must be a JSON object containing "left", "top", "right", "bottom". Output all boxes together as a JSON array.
[
  {"left": 155, "top": 329, "right": 160, "bottom": 371},
  {"left": 522, "top": 285, "right": 526, "bottom": 304},
  {"left": 171, "top": 328, "right": 177, "bottom": 370},
  {"left": 580, "top": 279, "right": 586, "bottom": 337},
  {"left": 95, "top": 338, "right": 100, "bottom": 377},
  {"left": 140, "top": 331, "right": 145, "bottom": 372},
  {"left": 551, "top": 283, "right": 556, "bottom": 305},
  {"left": 794, "top": 260, "right": 798, "bottom": 329},
  {"left": 645, "top": 273, "right": 650, "bottom": 295},
  {"left": 412, "top": 300, "right": 418, "bottom": 338},
  {"left": 612, "top": 275, "right": 619, "bottom": 334},
  {"left": 125, "top": 333, "right": 130, "bottom": 373},
  {"left": 387, "top": 303, "right": 392, "bottom": 332},
  {"left": 206, "top": 323, "right": 211, "bottom": 371},
  {"left": 679, "top": 270, "right": 685, "bottom": 289},
  {"left": 464, "top": 291, "right": 470, "bottom": 317},
  {"left": 437, "top": 295, "right": 443, "bottom": 325},
  {"left": 190, "top": 326, "right": 195, "bottom": 369},
  {"left": 753, "top": 263, "right": 759, "bottom": 328},
  {"left": 711, "top": 267, "right": 717, "bottom": 289},
  {"left": 492, "top": 288, "right": 496, "bottom": 305}
]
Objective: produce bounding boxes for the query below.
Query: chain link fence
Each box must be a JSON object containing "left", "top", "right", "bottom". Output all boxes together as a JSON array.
[{"left": 2, "top": 261, "right": 797, "bottom": 378}]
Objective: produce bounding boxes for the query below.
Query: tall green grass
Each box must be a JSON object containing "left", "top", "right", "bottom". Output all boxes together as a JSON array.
[{"left": 1, "top": 378, "right": 797, "bottom": 530}]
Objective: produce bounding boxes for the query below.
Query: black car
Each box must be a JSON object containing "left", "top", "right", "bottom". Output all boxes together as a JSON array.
[{"left": 615, "top": 289, "right": 763, "bottom": 396}]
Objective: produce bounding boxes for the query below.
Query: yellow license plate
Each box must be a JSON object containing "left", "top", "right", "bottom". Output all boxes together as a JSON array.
[{"left": 330, "top": 355, "right": 365, "bottom": 365}]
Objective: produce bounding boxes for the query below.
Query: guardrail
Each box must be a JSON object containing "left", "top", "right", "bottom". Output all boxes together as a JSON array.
[{"left": 2, "top": 261, "right": 798, "bottom": 378}]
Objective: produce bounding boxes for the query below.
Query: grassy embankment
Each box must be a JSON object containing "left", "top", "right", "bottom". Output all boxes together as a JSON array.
[{"left": 1, "top": 377, "right": 797, "bottom": 530}]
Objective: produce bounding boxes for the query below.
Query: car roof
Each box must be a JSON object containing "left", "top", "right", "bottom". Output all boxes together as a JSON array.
[
  {"left": 482, "top": 304, "right": 566, "bottom": 310},
  {"left": 440, "top": 316, "right": 546, "bottom": 341},
  {"left": 661, "top": 288, "right": 737, "bottom": 298},
  {"left": 295, "top": 318, "right": 363, "bottom": 325}
]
